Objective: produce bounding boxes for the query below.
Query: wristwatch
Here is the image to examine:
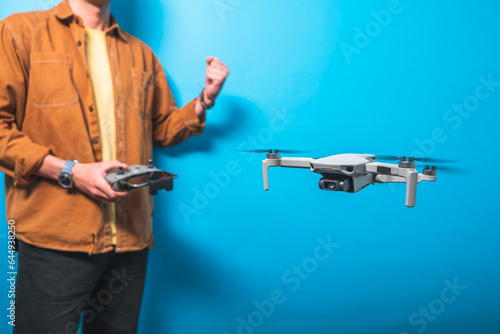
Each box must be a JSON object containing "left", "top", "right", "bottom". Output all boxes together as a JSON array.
[
  {"left": 199, "top": 89, "right": 215, "bottom": 110},
  {"left": 57, "top": 160, "right": 78, "bottom": 189}
]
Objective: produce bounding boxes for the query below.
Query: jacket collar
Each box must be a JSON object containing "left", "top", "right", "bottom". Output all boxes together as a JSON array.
[
  {"left": 54, "top": 1, "right": 128, "bottom": 43},
  {"left": 54, "top": 0, "right": 74, "bottom": 20}
]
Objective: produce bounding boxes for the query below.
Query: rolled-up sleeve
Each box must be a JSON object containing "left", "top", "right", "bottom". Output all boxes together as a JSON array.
[
  {"left": 151, "top": 56, "right": 205, "bottom": 148},
  {"left": 0, "top": 21, "right": 51, "bottom": 187}
]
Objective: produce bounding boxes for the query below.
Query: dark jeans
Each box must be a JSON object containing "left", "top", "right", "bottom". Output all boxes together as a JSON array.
[{"left": 14, "top": 240, "right": 148, "bottom": 334}]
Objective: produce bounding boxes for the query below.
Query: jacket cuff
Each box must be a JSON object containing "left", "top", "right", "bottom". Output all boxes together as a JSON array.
[
  {"left": 14, "top": 146, "right": 52, "bottom": 187},
  {"left": 181, "top": 99, "right": 206, "bottom": 136}
]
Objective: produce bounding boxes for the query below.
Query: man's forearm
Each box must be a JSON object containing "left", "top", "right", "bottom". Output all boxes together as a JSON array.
[{"left": 36, "top": 154, "right": 65, "bottom": 180}]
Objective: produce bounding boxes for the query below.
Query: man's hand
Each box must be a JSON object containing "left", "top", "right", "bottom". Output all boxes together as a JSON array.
[
  {"left": 197, "top": 57, "right": 229, "bottom": 113},
  {"left": 72, "top": 161, "right": 130, "bottom": 202},
  {"left": 37, "top": 155, "right": 129, "bottom": 202}
]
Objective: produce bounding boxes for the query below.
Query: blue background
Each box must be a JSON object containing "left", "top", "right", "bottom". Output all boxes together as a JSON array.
[{"left": 1, "top": 0, "right": 499, "bottom": 333}]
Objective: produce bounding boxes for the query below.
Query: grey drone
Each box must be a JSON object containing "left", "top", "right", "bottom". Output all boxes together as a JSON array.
[{"left": 258, "top": 150, "right": 446, "bottom": 207}]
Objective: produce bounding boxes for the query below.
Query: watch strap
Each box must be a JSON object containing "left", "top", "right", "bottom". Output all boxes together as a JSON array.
[
  {"left": 61, "top": 160, "right": 78, "bottom": 174},
  {"left": 199, "top": 89, "right": 215, "bottom": 110}
]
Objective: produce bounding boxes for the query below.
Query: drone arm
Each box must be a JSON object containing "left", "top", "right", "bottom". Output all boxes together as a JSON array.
[
  {"left": 418, "top": 174, "right": 437, "bottom": 182},
  {"left": 374, "top": 174, "right": 406, "bottom": 183},
  {"left": 375, "top": 174, "right": 437, "bottom": 183},
  {"left": 279, "top": 157, "right": 314, "bottom": 168}
]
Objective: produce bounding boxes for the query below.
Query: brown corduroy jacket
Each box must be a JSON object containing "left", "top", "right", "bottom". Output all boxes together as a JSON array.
[{"left": 0, "top": 1, "right": 205, "bottom": 254}]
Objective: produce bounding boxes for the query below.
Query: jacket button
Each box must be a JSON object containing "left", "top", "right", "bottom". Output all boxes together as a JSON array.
[
  {"left": 89, "top": 106, "right": 94, "bottom": 112},
  {"left": 77, "top": 41, "right": 82, "bottom": 47},
  {"left": 91, "top": 138, "right": 99, "bottom": 145},
  {"left": 75, "top": 18, "right": 80, "bottom": 24}
]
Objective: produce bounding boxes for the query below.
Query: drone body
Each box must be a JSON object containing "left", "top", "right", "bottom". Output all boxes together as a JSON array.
[{"left": 262, "top": 151, "right": 437, "bottom": 207}]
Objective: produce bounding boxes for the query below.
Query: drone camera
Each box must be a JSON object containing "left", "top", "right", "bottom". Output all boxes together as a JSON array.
[{"left": 319, "top": 178, "right": 351, "bottom": 192}]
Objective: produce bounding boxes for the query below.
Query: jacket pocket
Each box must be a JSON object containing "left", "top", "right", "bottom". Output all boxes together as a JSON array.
[
  {"left": 29, "top": 52, "right": 79, "bottom": 109},
  {"left": 131, "top": 69, "right": 154, "bottom": 120}
]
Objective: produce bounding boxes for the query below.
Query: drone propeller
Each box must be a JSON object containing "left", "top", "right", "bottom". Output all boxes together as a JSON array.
[
  {"left": 236, "top": 149, "right": 311, "bottom": 154},
  {"left": 236, "top": 149, "right": 271, "bottom": 153},
  {"left": 413, "top": 157, "right": 458, "bottom": 163},
  {"left": 376, "top": 155, "right": 401, "bottom": 161},
  {"left": 376, "top": 155, "right": 457, "bottom": 164},
  {"left": 416, "top": 164, "right": 466, "bottom": 174}
]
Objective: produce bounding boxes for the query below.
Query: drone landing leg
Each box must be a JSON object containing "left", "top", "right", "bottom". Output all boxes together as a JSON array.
[
  {"left": 398, "top": 169, "right": 418, "bottom": 207},
  {"left": 368, "top": 163, "right": 419, "bottom": 207},
  {"left": 262, "top": 157, "right": 313, "bottom": 190},
  {"left": 262, "top": 159, "right": 279, "bottom": 190}
]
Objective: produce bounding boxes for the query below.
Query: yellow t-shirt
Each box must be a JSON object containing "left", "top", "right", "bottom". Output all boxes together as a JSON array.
[{"left": 85, "top": 28, "right": 117, "bottom": 245}]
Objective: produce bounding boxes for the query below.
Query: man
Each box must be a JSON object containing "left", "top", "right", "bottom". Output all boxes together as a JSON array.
[{"left": 0, "top": 0, "right": 229, "bottom": 333}]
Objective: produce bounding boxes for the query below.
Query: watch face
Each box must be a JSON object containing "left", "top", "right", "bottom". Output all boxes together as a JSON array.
[{"left": 58, "top": 173, "right": 73, "bottom": 188}]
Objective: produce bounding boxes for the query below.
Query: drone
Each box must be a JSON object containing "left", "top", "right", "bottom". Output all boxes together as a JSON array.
[
  {"left": 252, "top": 149, "right": 449, "bottom": 207},
  {"left": 106, "top": 160, "right": 177, "bottom": 195}
]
